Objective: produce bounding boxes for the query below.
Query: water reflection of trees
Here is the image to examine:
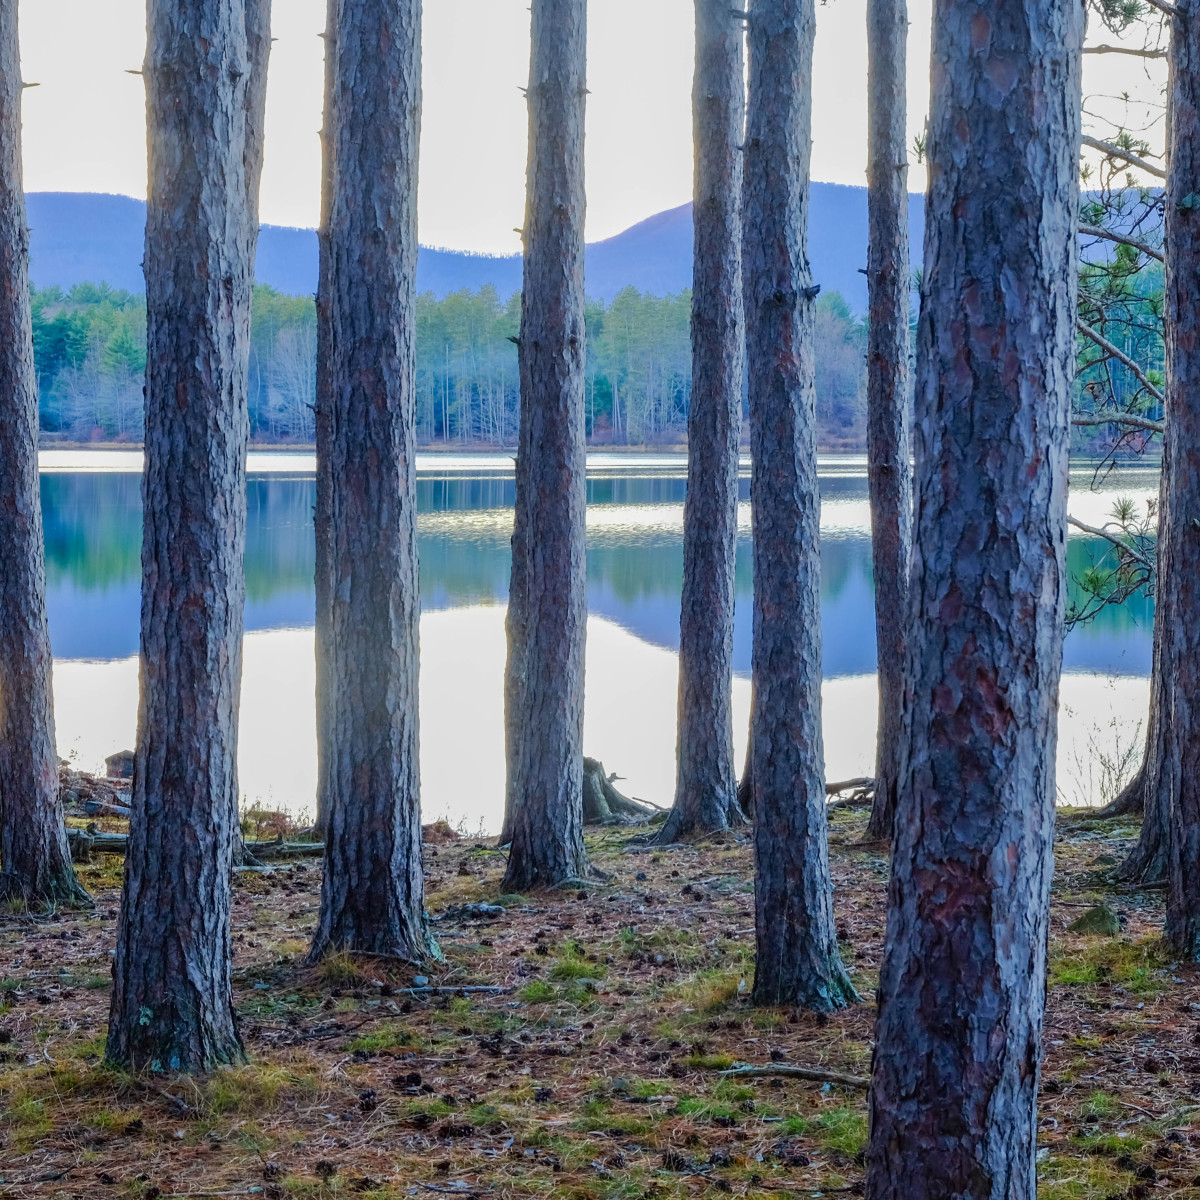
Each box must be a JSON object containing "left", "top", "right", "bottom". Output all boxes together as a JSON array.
[{"left": 39, "top": 472, "right": 1155, "bottom": 654}]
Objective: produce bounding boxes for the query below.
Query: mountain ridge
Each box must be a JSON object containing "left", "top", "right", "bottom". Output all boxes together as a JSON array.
[{"left": 26, "top": 186, "right": 925, "bottom": 313}]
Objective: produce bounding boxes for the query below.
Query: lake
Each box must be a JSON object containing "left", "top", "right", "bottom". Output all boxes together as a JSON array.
[{"left": 40, "top": 450, "right": 1158, "bottom": 830}]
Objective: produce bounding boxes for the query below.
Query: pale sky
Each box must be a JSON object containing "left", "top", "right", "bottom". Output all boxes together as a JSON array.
[{"left": 16, "top": 1, "right": 1162, "bottom": 257}]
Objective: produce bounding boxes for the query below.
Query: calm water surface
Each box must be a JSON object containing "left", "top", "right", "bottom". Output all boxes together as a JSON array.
[{"left": 42, "top": 450, "right": 1157, "bottom": 829}]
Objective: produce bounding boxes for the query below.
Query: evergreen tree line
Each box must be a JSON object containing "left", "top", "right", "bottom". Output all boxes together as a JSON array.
[{"left": 30, "top": 279, "right": 869, "bottom": 447}]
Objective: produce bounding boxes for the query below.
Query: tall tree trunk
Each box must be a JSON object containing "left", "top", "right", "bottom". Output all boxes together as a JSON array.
[
  {"left": 501, "top": 0, "right": 592, "bottom": 892},
  {"left": 108, "top": 0, "right": 257, "bottom": 1072},
  {"left": 659, "top": 0, "right": 746, "bottom": 845},
  {"left": 744, "top": 0, "right": 856, "bottom": 1011},
  {"left": 313, "top": 0, "right": 337, "bottom": 840},
  {"left": 309, "top": 0, "right": 432, "bottom": 962},
  {"left": 866, "top": 0, "right": 1082, "bottom": 1189},
  {"left": 1164, "top": 0, "right": 1200, "bottom": 957},
  {"left": 0, "top": 2, "right": 90, "bottom": 911},
  {"left": 862, "top": 0, "right": 912, "bottom": 844},
  {"left": 230, "top": 0, "right": 271, "bottom": 870}
]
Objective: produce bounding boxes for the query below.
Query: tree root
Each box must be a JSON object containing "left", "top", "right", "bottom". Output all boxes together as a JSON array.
[{"left": 582, "top": 757, "right": 661, "bottom": 825}]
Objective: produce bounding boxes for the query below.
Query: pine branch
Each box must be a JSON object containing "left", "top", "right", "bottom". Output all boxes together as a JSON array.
[
  {"left": 1077, "top": 319, "right": 1165, "bottom": 403},
  {"left": 1072, "top": 410, "right": 1164, "bottom": 434},
  {"left": 1079, "top": 223, "right": 1164, "bottom": 262},
  {"left": 1066, "top": 516, "right": 1156, "bottom": 571},
  {"left": 1083, "top": 44, "right": 1167, "bottom": 58},
  {"left": 1081, "top": 134, "right": 1166, "bottom": 179}
]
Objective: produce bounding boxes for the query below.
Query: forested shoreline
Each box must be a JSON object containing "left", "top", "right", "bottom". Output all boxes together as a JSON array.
[{"left": 31, "top": 280, "right": 870, "bottom": 448}]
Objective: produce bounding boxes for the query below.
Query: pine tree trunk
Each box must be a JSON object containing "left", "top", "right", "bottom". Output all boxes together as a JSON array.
[
  {"left": 108, "top": 0, "right": 257, "bottom": 1072},
  {"left": 1163, "top": 0, "right": 1200, "bottom": 957},
  {"left": 744, "top": 0, "right": 856, "bottom": 1011},
  {"left": 309, "top": 0, "right": 431, "bottom": 962},
  {"left": 862, "top": 0, "right": 912, "bottom": 844},
  {"left": 229, "top": 0, "right": 271, "bottom": 871},
  {"left": 659, "top": 0, "right": 747, "bottom": 845},
  {"left": 501, "top": 0, "right": 592, "bottom": 892},
  {"left": 0, "top": 2, "right": 90, "bottom": 911},
  {"left": 866, "top": 0, "right": 1082, "bottom": 1189},
  {"left": 313, "top": 0, "right": 337, "bottom": 839}
]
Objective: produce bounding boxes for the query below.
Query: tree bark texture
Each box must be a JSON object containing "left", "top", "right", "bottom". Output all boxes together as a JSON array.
[
  {"left": 0, "top": 2, "right": 90, "bottom": 910},
  {"left": 1163, "top": 0, "right": 1200, "bottom": 958},
  {"left": 744, "top": 0, "right": 856, "bottom": 1011},
  {"left": 866, "top": 0, "right": 1082, "bottom": 1191},
  {"left": 313, "top": 0, "right": 337, "bottom": 839},
  {"left": 109, "top": 0, "right": 258, "bottom": 1071},
  {"left": 501, "top": 0, "right": 592, "bottom": 892},
  {"left": 230, "top": 0, "right": 271, "bottom": 872},
  {"left": 660, "top": 0, "right": 747, "bottom": 845},
  {"left": 863, "top": 0, "right": 913, "bottom": 843},
  {"left": 309, "top": 0, "right": 432, "bottom": 963}
]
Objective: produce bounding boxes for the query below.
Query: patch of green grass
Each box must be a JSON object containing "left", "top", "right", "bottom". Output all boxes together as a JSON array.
[
  {"left": 519, "top": 980, "right": 555, "bottom": 1003},
  {"left": 315, "top": 951, "right": 367, "bottom": 987},
  {"left": 201, "top": 1064, "right": 316, "bottom": 1116},
  {"left": 814, "top": 1106, "right": 868, "bottom": 1157},
  {"left": 348, "top": 1023, "right": 419, "bottom": 1054},
  {"left": 1037, "top": 1152, "right": 1136, "bottom": 1198},
  {"left": 7, "top": 1096, "right": 52, "bottom": 1145},
  {"left": 1049, "top": 937, "right": 1168, "bottom": 996},
  {"left": 680, "top": 1052, "right": 734, "bottom": 1071},
  {"left": 1078, "top": 1090, "right": 1122, "bottom": 1121}
]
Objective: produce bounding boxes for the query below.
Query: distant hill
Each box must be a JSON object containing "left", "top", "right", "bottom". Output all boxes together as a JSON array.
[{"left": 27, "top": 186, "right": 925, "bottom": 312}]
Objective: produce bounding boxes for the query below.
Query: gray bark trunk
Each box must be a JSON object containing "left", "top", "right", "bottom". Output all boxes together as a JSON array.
[
  {"left": 862, "top": 0, "right": 913, "bottom": 843},
  {"left": 866, "top": 0, "right": 1082, "bottom": 1190},
  {"left": 0, "top": 2, "right": 89, "bottom": 910},
  {"left": 230, "top": 0, "right": 271, "bottom": 871},
  {"left": 108, "top": 0, "right": 258, "bottom": 1071},
  {"left": 744, "top": 0, "right": 855, "bottom": 1011},
  {"left": 313, "top": 0, "right": 336, "bottom": 839},
  {"left": 309, "top": 0, "right": 431, "bottom": 963},
  {"left": 501, "top": 0, "right": 592, "bottom": 892},
  {"left": 1163, "top": 0, "right": 1200, "bottom": 957},
  {"left": 659, "top": 0, "right": 747, "bottom": 845}
]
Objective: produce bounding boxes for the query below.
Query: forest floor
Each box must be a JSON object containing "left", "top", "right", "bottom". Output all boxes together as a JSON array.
[{"left": 0, "top": 804, "right": 1196, "bottom": 1200}]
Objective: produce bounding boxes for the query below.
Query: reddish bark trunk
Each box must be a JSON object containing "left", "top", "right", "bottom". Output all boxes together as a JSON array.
[
  {"left": 1163, "top": 0, "right": 1200, "bottom": 957},
  {"left": 744, "top": 0, "right": 856, "bottom": 1011},
  {"left": 313, "top": 0, "right": 336, "bottom": 839},
  {"left": 309, "top": 0, "right": 432, "bottom": 961},
  {"left": 501, "top": 0, "right": 593, "bottom": 891},
  {"left": 863, "top": 0, "right": 913, "bottom": 843},
  {"left": 109, "top": 0, "right": 259, "bottom": 1071},
  {"left": 866, "top": 0, "right": 1082, "bottom": 1188},
  {"left": 0, "top": 1, "right": 89, "bottom": 910},
  {"left": 661, "top": 0, "right": 747, "bottom": 844}
]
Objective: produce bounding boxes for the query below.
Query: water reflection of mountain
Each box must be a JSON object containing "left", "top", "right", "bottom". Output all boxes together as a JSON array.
[{"left": 39, "top": 470, "right": 1153, "bottom": 676}]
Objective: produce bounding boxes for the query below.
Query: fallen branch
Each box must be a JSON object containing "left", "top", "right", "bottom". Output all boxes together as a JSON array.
[
  {"left": 716, "top": 1062, "right": 869, "bottom": 1089},
  {"left": 396, "top": 986, "right": 512, "bottom": 997},
  {"left": 825, "top": 776, "right": 874, "bottom": 796},
  {"left": 67, "top": 828, "right": 324, "bottom": 862}
]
